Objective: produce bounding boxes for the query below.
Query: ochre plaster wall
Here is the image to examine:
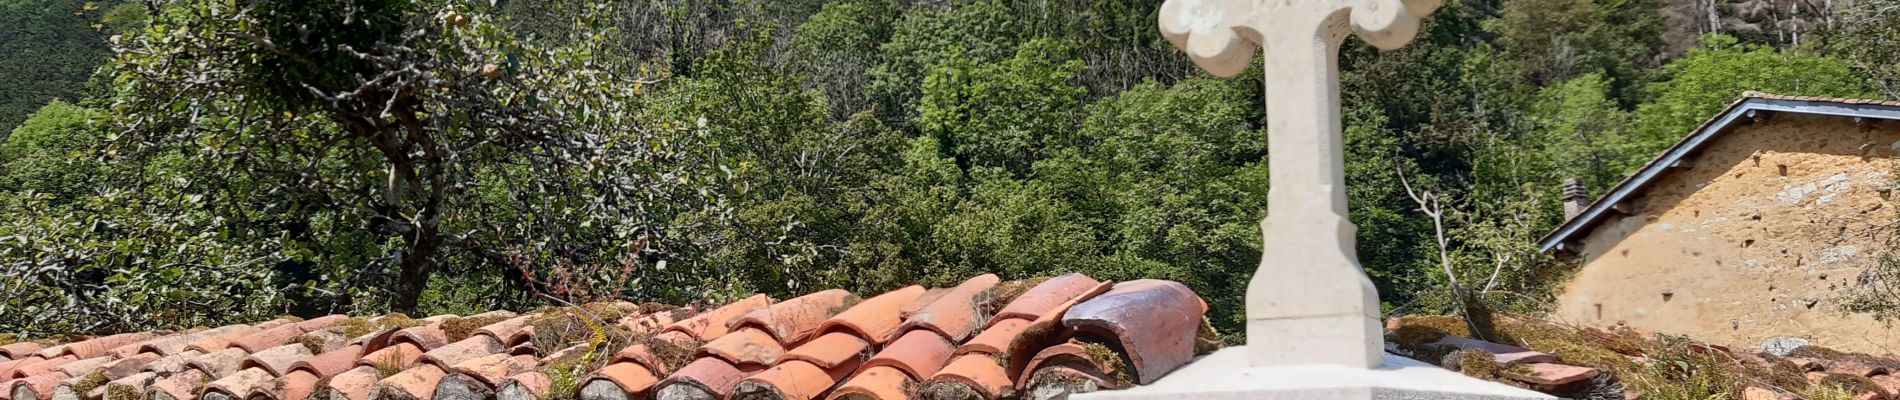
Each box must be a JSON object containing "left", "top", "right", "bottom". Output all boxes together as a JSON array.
[{"left": 1555, "top": 113, "right": 1900, "bottom": 354}]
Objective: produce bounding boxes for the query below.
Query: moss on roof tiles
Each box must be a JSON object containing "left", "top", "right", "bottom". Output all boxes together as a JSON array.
[{"left": 442, "top": 314, "right": 512, "bottom": 343}]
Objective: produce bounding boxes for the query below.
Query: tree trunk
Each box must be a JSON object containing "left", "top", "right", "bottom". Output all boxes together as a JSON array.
[{"left": 390, "top": 232, "right": 441, "bottom": 313}]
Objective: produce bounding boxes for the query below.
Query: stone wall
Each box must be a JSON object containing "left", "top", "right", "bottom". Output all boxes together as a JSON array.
[{"left": 1556, "top": 113, "right": 1900, "bottom": 353}]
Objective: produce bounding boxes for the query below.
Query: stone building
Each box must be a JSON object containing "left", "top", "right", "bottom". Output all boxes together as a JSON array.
[{"left": 1541, "top": 92, "right": 1900, "bottom": 353}]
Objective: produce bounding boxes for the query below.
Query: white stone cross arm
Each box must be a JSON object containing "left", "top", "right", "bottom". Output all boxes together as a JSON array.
[
  {"left": 1159, "top": 0, "right": 1443, "bottom": 77},
  {"left": 1157, "top": 0, "right": 1441, "bottom": 369}
]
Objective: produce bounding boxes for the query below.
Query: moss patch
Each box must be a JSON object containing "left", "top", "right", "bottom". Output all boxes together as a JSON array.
[
  {"left": 1817, "top": 373, "right": 1889, "bottom": 398},
  {"left": 1193, "top": 317, "right": 1221, "bottom": 355},
  {"left": 976, "top": 277, "right": 1051, "bottom": 318},
  {"left": 105, "top": 384, "right": 147, "bottom": 400},
  {"left": 290, "top": 334, "right": 330, "bottom": 354},
  {"left": 71, "top": 372, "right": 109, "bottom": 397},
  {"left": 1075, "top": 340, "right": 1132, "bottom": 386},
  {"left": 442, "top": 314, "right": 512, "bottom": 343}
]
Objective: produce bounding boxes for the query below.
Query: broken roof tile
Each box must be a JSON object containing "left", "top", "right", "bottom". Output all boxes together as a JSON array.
[
  {"left": 820, "top": 286, "right": 926, "bottom": 344},
  {"left": 1060, "top": 279, "right": 1204, "bottom": 385},
  {"left": 991, "top": 273, "right": 1102, "bottom": 326},
  {"left": 665, "top": 295, "right": 773, "bottom": 343},
  {"left": 902, "top": 274, "right": 1001, "bottom": 342},
  {"left": 732, "top": 290, "right": 853, "bottom": 346},
  {"left": 1017, "top": 342, "right": 1123, "bottom": 391},
  {"left": 863, "top": 330, "right": 955, "bottom": 381},
  {"left": 1003, "top": 281, "right": 1113, "bottom": 380},
  {"left": 698, "top": 328, "right": 787, "bottom": 367}
]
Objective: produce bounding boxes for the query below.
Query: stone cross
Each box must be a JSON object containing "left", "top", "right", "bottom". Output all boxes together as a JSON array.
[{"left": 1159, "top": 0, "right": 1441, "bottom": 369}]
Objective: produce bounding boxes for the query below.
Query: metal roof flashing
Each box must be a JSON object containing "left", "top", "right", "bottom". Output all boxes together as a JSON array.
[{"left": 1537, "top": 94, "right": 1900, "bottom": 253}]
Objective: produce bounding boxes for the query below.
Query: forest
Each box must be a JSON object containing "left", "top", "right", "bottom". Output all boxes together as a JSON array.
[{"left": 0, "top": 0, "right": 1893, "bottom": 338}]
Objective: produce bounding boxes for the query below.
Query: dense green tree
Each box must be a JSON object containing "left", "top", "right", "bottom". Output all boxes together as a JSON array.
[
  {"left": 0, "top": 0, "right": 113, "bottom": 132},
  {"left": 1635, "top": 35, "right": 1871, "bottom": 146},
  {"left": 1, "top": 101, "right": 106, "bottom": 204}
]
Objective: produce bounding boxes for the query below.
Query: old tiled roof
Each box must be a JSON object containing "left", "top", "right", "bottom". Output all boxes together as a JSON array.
[
  {"left": 1539, "top": 91, "right": 1900, "bottom": 252},
  {"left": 0, "top": 273, "right": 1218, "bottom": 400}
]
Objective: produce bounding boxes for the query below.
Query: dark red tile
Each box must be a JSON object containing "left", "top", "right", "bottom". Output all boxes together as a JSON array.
[{"left": 1061, "top": 280, "right": 1205, "bottom": 385}]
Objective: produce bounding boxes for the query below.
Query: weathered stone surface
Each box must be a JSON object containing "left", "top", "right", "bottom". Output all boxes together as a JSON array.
[{"left": 1068, "top": 349, "right": 1552, "bottom": 400}]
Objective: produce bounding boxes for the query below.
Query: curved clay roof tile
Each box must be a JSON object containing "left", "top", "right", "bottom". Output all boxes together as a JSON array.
[
  {"left": 290, "top": 345, "right": 366, "bottom": 379},
  {"left": 1015, "top": 342, "right": 1123, "bottom": 392},
  {"left": 900, "top": 274, "right": 1001, "bottom": 342},
  {"left": 390, "top": 324, "right": 450, "bottom": 351},
  {"left": 779, "top": 332, "right": 871, "bottom": 370},
  {"left": 242, "top": 344, "right": 315, "bottom": 377},
  {"left": 731, "top": 359, "right": 859, "bottom": 400},
  {"left": 818, "top": 286, "right": 926, "bottom": 344},
  {"left": 370, "top": 364, "right": 448, "bottom": 400},
  {"left": 654, "top": 357, "right": 760, "bottom": 400},
  {"left": 697, "top": 328, "right": 787, "bottom": 367},
  {"left": 471, "top": 316, "right": 535, "bottom": 347},
  {"left": 663, "top": 295, "right": 773, "bottom": 343},
  {"left": 313, "top": 366, "right": 380, "bottom": 400},
  {"left": 356, "top": 342, "right": 424, "bottom": 370},
  {"left": 579, "top": 363, "right": 661, "bottom": 400},
  {"left": 1002, "top": 281, "right": 1113, "bottom": 381},
  {"left": 496, "top": 371, "right": 551, "bottom": 400},
  {"left": 990, "top": 273, "right": 1102, "bottom": 326},
  {"left": 826, "top": 366, "right": 912, "bottom": 400},
  {"left": 926, "top": 355, "right": 1013, "bottom": 400},
  {"left": 861, "top": 330, "right": 955, "bottom": 381},
  {"left": 958, "top": 318, "right": 1031, "bottom": 357},
  {"left": 731, "top": 290, "right": 853, "bottom": 346},
  {"left": 263, "top": 369, "right": 324, "bottom": 400}
]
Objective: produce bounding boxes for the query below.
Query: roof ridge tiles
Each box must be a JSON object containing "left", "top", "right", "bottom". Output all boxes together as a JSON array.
[
  {"left": 899, "top": 275, "right": 1002, "bottom": 343},
  {"left": 817, "top": 286, "right": 926, "bottom": 345}
]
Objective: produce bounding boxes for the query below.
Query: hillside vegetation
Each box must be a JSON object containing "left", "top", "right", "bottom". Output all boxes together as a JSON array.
[{"left": 0, "top": 0, "right": 1893, "bottom": 338}]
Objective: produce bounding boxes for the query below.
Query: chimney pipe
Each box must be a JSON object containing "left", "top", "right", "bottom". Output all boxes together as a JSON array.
[{"left": 1563, "top": 178, "right": 1589, "bottom": 220}]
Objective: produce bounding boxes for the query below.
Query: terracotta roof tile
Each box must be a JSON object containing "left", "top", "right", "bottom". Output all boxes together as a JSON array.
[
  {"left": 622, "top": 310, "right": 685, "bottom": 336},
  {"left": 819, "top": 286, "right": 926, "bottom": 344},
  {"left": 1002, "top": 280, "right": 1112, "bottom": 380},
  {"left": 371, "top": 363, "right": 447, "bottom": 400},
  {"left": 732, "top": 359, "right": 859, "bottom": 400},
  {"left": 732, "top": 289, "right": 854, "bottom": 345},
  {"left": 698, "top": 328, "right": 786, "bottom": 367},
  {"left": 449, "top": 354, "right": 536, "bottom": 388},
  {"left": 50, "top": 333, "right": 158, "bottom": 360},
  {"left": 142, "top": 351, "right": 201, "bottom": 374},
  {"left": 313, "top": 366, "right": 379, "bottom": 400},
  {"left": 290, "top": 345, "right": 365, "bottom": 379},
  {"left": 579, "top": 362, "right": 661, "bottom": 400},
  {"left": 665, "top": 295, "right": 773, "bottom": 343},
  {"left": 535, "top": 344, "right": 590, "bottom": 369},
  {"left": 780, "top": 332, "right": 870, "bottom": 370},
  {"left": 94, "top": 353, "right": 160, "bottom": 379},
  {"left": 655, "top": 357, "right": 759, "bottom": 400},
  {"left": 472, "top": 316, "right": 535, "bottom": 347},
  {"left": 0, "top": 344, "right": 46, "bottom": 362},
  {"left": 390, "top": 324, "right": 450, "bottom": 351},
  {"left": 959, "top": 318, "right": 1029, "bottom": 357},
  {"left": 356, "top": 342, "right": 423, "bottom": 370},
  {"left": 901, "top": 274, "right": 1001, "bottom": 342},
  {"left": 1017, "top": 342, "right": 1122, "bottom": 391},
  {"left": 927, "top": 354, "right": 1012, "bottom": 400},
  {"left": 50, "top": 357, "right": 111, "bottom": 379},
  {"left": 610, "top": 344, "right": 667, "bottom": 373},
  {"left": 862, "top": 330, "right": 955, "bottom": 381},
  {"left": 496, "top": 371, "right": 550, "bottom": 400},
  {"left": 8, "top": 370, "right": 70, "bottom": 400},
  {"left": 1019, "top": 365, "right": 1120, "bottom": 400},
  {"left": 8, "top": 356, "right": 78, "bottom": 380},
  {"left": 900, "top": 289, "right": 949, "bottom": 319},
  {"left": 102, "top": 371, "right": 157, "bottom": 399},
  {"left": 241, "top": 345, "right": 313, "bottom": 377},
  {"left": 1060, "top": 280, "right": 1205, "bottom": 385},
  {"left": 991, "top": 273, "right": 1102, "bottom": 326},
  {"left": 146, "top": 369, "right": 208, "bottom": 400},
  {"left": 417, "top": 336, "right": 505, "bottom": 370},
  {"left": 184, "top": 348, "right": 248, "bottom": 378},
  {"left": 261, "top": 369, "right": 322, "bottom": 400},
  {"left": 828, "top": 366, "right": 912, "bottom": 400},
  {"left": 202, "top": 367, "right": 273, "bottom": 400}
]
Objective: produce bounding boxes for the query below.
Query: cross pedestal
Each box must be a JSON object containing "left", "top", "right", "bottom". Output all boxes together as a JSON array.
[{"left": 1078, "top": 0, "right": 1554, "bottom": 398}]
